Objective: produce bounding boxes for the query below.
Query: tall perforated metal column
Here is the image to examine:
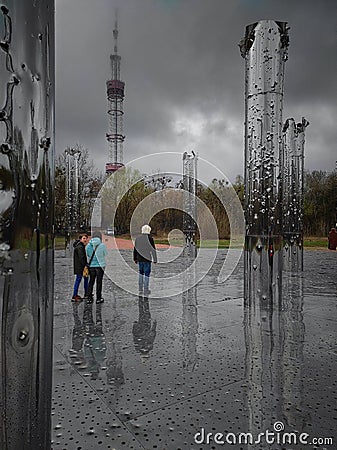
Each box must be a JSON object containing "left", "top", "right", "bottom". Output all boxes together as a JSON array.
[
  {"left": 282, "top": 117, "right": 308, "bottom": 271},
  {"left": 65, "top": 148, "right": 81, "bottom": 231},
  {"left": 240, "top": 20, "right": 289, "bottom": 305},
  {"left": 240, "top": 21, "right": 289, "bottom": 447},
  {"left": 0, "top": 1, "right": 54, "bottom": 448},
  {"left": 65, "top": 147, "right": 81, "bottom": 233},
  {"left": 182, "top": 151, "right": 197, "bottom": 257}
]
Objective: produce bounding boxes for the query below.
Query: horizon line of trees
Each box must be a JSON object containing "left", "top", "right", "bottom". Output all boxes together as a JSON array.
[{"left": 55, "top": 146, "right": 336, "bottom": 238}]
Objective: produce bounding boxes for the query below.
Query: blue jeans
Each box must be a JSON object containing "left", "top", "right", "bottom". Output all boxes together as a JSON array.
[
  {"left": 138, "top": 261, "right": 151, "bottom": 290},
  {"left": 73, "top": 274, "right": 89, "bottom": 296}
]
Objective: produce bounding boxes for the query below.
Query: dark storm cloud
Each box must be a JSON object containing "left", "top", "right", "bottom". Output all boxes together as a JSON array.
[{"left": 56, "top": 0, "right": 337, "bottom": 181}]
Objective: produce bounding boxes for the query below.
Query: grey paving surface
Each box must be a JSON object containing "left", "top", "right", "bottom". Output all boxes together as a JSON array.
[{"left": 52, "top": 249, "right": 337, "bottom": 450}]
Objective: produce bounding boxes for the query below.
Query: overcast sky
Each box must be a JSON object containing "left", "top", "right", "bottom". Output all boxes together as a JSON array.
[{"left": 55, "top": 0, "right": 337, "bottom": 183}]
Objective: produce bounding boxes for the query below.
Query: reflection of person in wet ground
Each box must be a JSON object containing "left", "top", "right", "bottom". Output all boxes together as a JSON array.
[
  {"left": 68, "top": 303, "right": 85, "bottom": 365},
  {"left": 328, "top": 227, "right": 337, "bottom": 250},
  {"left": 106, "top": 352, "right": 125, "bottom": 387},
  {"left": 133, "top": 295, "right": 157, "bottom": 356},
  {"left": 82, "top": 301, "right": 107, "bottom": 380}
]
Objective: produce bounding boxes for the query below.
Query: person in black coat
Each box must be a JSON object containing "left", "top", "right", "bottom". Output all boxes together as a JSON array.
[
  {"left": 133, "top": 225, "right": 157, "bottom": 294},
  {"left": 72, "top": 234, "right": 89, "bottom": 301}
]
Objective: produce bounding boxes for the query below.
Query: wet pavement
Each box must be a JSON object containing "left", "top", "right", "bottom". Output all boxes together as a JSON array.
[{"left": 52, "top": 249, "right": 337, "bottom": 450}]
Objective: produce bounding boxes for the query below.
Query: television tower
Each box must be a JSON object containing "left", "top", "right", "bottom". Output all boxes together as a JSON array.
[{"left": 106, "top": 12, "right": 125, "bottom": 174}]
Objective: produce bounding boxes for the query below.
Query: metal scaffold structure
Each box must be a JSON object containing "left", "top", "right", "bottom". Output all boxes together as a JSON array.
[{"left": 106, "top": 11, "right": 125, "bottom": 175}]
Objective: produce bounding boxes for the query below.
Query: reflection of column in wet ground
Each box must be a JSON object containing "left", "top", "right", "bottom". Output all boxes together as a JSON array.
[
  {"left": 280, "top": 271, "right": 306, "bottom": 430},
  {"left": 244, "top": 271, "right": 306, "bottom": 447},
  {"left": 181, "top": 259, "right": 198, "bottom": 371},
  {"left": 282, "top": 118, "right": 308, "bottom": 271},
  {"left": 244, "top": 294, "right": 283, "bottom": 447},
  {"left": 240, "top": 20, "right": 289, "bottom": 306},
  {"left": 0, "top": 2, "right": 54, "bottom": 448},
  {"left": 182, "top": 151, "right": 197, "bottom": 257}
]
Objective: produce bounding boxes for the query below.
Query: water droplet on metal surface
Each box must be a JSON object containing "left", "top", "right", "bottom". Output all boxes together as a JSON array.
[{"left": 18, "top": 330, "right": 28, "bottom": 341}]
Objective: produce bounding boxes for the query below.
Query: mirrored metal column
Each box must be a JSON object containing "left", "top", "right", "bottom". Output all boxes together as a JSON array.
[
  {"left": 282, "top": 117, "right": 308, "bottom": 271},
  {"left": 0, "top": 1, "right": 54, "bottom": 449},
  {"left": 182, "top": 151, "right": 197, "bottom": 257},
  {"left": 65, "top": 147, "right": 81, "bottom": 233},
  {"left": 240, "top": 20, "right": 289, "bottom": 306},
  {"left": 181, "top": 152, "right": 198, "bottom": 369}
]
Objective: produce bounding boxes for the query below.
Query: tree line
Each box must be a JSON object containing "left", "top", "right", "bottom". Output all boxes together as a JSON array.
[
  {"left": 303, "top": 170, "right": 337, "bottom": 236},
  {"left": 55, "top": 147, "right": 336, "bottom": 237}
]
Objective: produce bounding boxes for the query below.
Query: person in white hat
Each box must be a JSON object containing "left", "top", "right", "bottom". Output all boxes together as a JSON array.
[{"left": 133, "top": 224, "right": 157, "bottom": 294}]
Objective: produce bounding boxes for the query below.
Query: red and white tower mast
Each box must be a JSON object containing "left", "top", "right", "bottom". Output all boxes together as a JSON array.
[{"left": 106, "top": 12, "right": 125, "bottom": 174}]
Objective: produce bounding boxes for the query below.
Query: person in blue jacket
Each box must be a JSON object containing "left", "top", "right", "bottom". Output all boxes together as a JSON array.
[{"left": 86, "top": 231, "right": 107, "bottom": 304}]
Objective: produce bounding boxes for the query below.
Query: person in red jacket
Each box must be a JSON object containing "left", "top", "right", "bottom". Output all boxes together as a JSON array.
[{"left": 328, "top": 227, "right": 337, "bottom": 250}]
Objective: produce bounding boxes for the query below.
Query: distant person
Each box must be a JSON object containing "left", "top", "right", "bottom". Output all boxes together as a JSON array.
[
  {"left": 133, "top": 224, "right": 157, "bottom": 294},
  {"left": 328, "top": 227, "right": 337, "bottom": 250},
  {"left": 72, "top": 234, "right": 89, "bottom": 301},
  {"left": 86, "top": 231, "right": 107, "bottom": 303}
]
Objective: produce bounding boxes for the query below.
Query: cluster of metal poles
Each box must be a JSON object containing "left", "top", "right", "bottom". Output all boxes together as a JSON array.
[
  {"left": 240, "top": 21, "right": 308, "bottom": 444},
  {"left": 240, "top": 20, "right": 308, "bottom": 305}
]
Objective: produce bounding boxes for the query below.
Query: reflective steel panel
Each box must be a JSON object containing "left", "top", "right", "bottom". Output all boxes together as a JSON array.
[{"left": 0, "top": 1, "right": 54, "bottom": 448}]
